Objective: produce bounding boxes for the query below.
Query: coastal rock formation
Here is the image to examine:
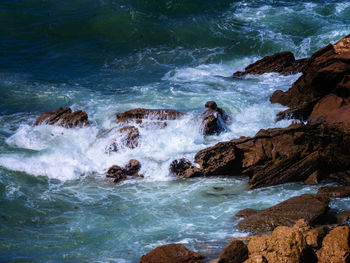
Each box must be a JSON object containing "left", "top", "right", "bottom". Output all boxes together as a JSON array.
[
  {"left": 171, "top": 118, "right": 350, "bottom": 188},
  {"left": 116, "top": 108, "right": 183, "bottom": 127},
  {"left": 316, "top": 186, "right": 350, "bottom": 198},
  {"left": 218, "top": 240, "right": 248, "bottom": 263},
  {"left": 201, "top": 101, "right": 230, "bottom": 135},
  {"left": 233, "top": 51, "right": 308, "bottom": 77},
  {"left": 270, "top": 34, "right": 350, "bottom": 121},
  {"left": 106, "top": 159, "right": 142, "bottom": 183},
  {"left": 317, "top": 226, "right": 350, "bottom": 263},
  {"left": 244, "top": 221, "right": 317, "bottom": 263},
  {"left": 235, "top": 194, "right": 329, "bottom": 234},
  {"left": 34, "top": 107, "right": 89, "bottom": 127},
  {"left": 107, "top": 126, "right": 140, "bottom": 152},
  {"left": 139, "top": 244, "right": 202, "bottom": 263}
]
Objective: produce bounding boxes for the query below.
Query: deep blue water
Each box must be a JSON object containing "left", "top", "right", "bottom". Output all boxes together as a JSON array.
[{"left": 0, "top": 1, "right": 349, "bottom": 262}]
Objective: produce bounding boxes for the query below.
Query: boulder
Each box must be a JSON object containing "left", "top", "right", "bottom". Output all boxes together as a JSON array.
[
  {"left": 105, "top": 159, "right": 142, "bottom": 183},
  {"left": 233, "top": 52, "right": 308, "bottom": 77},
  {"left": 236, "top": 194, "right": 329, "bottom": 234},
  {"left": 116, "top": 108, "right": 183, "bottom": 126},
  {"left": 34, "top": 107, "right": 89, "bottom": 128},
  {"left": 106, "top": 126, "right": 140, "bottom": 153},
  {"left": 218, "top": 240, "right": 248, "bottom": 263},
  {"left": 169, "top": 158, "right": 203, "bottom": 178},
  {"left": 317, "top": 226, "right": 350, "bottom": 263},
  {"left": 270, "top": 34, "right": 350, "bottom": 121},
  {"left": 139, "top": 244, "right": 202, "bottom": 263},
  {"left": 244, "top": 223, "right": 317, "bottom": 263},
  {"left": 201, "top": 101, "right": 231, "bottom": 135},
  {"left": 305, "top": 226, "right": 329, "bottom": 249}
]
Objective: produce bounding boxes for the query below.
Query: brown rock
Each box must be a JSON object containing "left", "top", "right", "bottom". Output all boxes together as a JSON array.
[
  {"left": 201, "top": 101, "right": 231, "bottom": 135},
  {"left": 116, "top": 108, "right": 183, "bottom": 125},
  {"left": 317, "top": 186, "right": 350, "bottom": 198},
  {"left": 218, "top": 240, "right": 248, "bottom": 263},
  {"left": 106, "top": 165, "right": 127, "bottom": 183},
  {"left": 235, "top": 209, "right": 259, "bottom": 219},
  {"left": 304, "top": 171, "right": 321, "bottom": 185},
  {"left": 125, "top": 159, "right": 142, "bottom": 177},
  {"left": 305, "top": 226, "right": 329, "bottom": 249},
  {"left": 325, "top": 103, "right": 350, "bottom": 132},
  {"left": 119, "top": 126, "right": 139, "bottom": 149},
  {"left": 139, "top": 244, "right": 202, "bottom": 263},
  {"left": 236, "top": 194, "right": 329, "bottom": 234},
  {"left": 233, "top": 52, "right": 308, "bottom": 77},
  {"left": 271, "top": 34, "right": 350, "bottom": 121},
  {"left": 245, "top": 224, "right": 316, "bottom": 263},
  {"left": 317, "top": 226, "right": 350, "bottom": 263},
  {"left": 308, "top": 94, "right": 348, "bottom": 121},
  {"left": 335, "top": 210, "right": 350, "bottom": 225},
  {"left": 34, "top": 107, "right": 89, "bottom": 128}
]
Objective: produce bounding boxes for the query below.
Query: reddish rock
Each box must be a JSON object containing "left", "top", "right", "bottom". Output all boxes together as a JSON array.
[
  {"left": 116, "top": 108, "right": 183, "bottom": 125},
  {"left": 218, "top": 240, "right": 248, "bottom": 263},
  {"left": 304, "top": 171, "right": 322, "bottom": 185},
  {"left": 308, "top": 94, "right": 348, "bottom": 121},
  {"left": 139, "top": 244, "right": 202, "bottom": 263},
  {"left": 271, "top": 34, "right": 350, "bottom": 121},
  {"left": 325, "top": 103, "right": 350, "bottom": 132},
  {"left": 317, "top": 226, "right": 350, "bottom": 263},
  {"left": 106, "top": 159, "right": 142, "bottom": 183},
  {"left": 106, "top": 165, "right": 126, "bottom": 183},
  {"left": 34, "top": 107, "right": 89, "bottom": 128},
  {"left": 233, "top": 52, "right": 308, "bottom": 77},
  {"left": 201, "top": 101, "right": 231, "bottom": 135},
  {"left": 245, "top": 224, "right": 315, "bottom": 263},
  {"left": 236, "top": 194, "right": 329, "bottom": 234},
  {"left": 317, "top": 186, "right": 350, "bottom": 198}
]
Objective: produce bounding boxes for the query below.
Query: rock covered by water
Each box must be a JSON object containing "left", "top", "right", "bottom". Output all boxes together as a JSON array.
[
  {"left": 34, "top": 107, "right": 89, "bottom": 128},
  {"left": 139, "top": 244, "right": 202, "bottom": 263},
  {"left": 233, "top": 51, "right": 308, "bottom": 77},
  {"left": 201, "top": 101, "right": 230, "bottom": 135}
]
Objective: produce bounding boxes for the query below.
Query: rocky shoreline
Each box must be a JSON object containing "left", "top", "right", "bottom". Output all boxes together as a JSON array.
[{"left": 34, "top": 35, "right": 350, "bottom": 262}]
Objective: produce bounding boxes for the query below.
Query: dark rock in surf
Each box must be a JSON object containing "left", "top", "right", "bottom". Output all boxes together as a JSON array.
[
  {"left": 139, "top": 243, "right": 202, "bottom": 263},
  {"left": 218, "top": 240, "right": 248, "bottom": 263},
  {"left": 233, "top": 51, "right": 308, "bottom": 77},
  {"left": 116, "top": 108, "right": 183, "bottom": 128},
  {"left": 106, "top": 159, "right": 143, "bottom": 183},
  {"left": 236, "top": 194, "right": 329, "bottom": 234},
  {"left": 34, "top": 107, "right": 89, "bottom": 128},
  {"left": 201, "top": 101, "right": 231, "bottom": 135},
  {"left": 107, "top": 126, "right": 140, "bottom": 152}
]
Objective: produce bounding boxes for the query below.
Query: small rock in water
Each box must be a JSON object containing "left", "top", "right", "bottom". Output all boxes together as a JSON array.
[
  {"left": 201, "top": 101, "right": 231, "bottom": 135},
  {"left": 106, "top": 159, "right": 143, "bottom": 183}
]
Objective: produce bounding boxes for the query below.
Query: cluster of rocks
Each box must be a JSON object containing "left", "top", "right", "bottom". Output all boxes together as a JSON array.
[
  {"left": 171, "top": 34, "right": 350, "bottom": 189},
  {"left": 140, "top": 186, "right": 350, "bottom": 262},
  {"left": 105, "top": 159, "right": 143, "bottom": 183}
]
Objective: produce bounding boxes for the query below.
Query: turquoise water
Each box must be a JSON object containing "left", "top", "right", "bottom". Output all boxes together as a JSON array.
[{"left": 0, "top": 0, "right": 349, "bottom": 262}]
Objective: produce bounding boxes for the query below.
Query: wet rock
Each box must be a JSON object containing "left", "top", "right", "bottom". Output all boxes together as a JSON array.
[
  {"left": 233, "top": 51, "right": 308, "bottom": 77},
  {"left": 106, "top": 165, "right": 126, "bottom": 183},
  {"left": 201, "top": 101, "right": 231, "bottom": 135},
  {"left": 236, "top": 194, "right": 329, "bottom": 234},
  {"left": 34, "top": 107, "right": 89, "bottom": 128},
  {"left": 270, "top": 34, "right": 350, "bottom": 121},
  {"left": 218, "top": 240, "right": 248, "bottom": 263},
  {"left": 304, "top": 171, "right": 322, "bottom": 185},
  {"left": 335, "top": 210, "right": 350, "bottom": 225},
  {"left": 305, "top": 226, "right": 329, "bottom": 249},
  {"left": 125, "top": 159, "right": 142, "bottom": 177},
  {"left": 139, "top": 244, "right": 202, "bottom": 263},
  {"left": 119, "top": 126, "right": 139, "bottom": 149},
  {"left": 116, "top": 108, "right": 183, "bottom": 126},
  {"left": 106, "top": 159, "right": 142, "bottom": 183},
  {"left": 317, "top": 226, "right": 350, "bottom": 263},
  {"left": 245, "top": 223, "right": 317, "bottom": 263},
  {"left": 317, "top": 186, "right": 350, "bottom": 198}
]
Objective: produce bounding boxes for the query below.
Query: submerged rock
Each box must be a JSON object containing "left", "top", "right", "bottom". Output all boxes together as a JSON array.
[
  {"left": 106, "top": 159, "right": 142, "bottom": 183},
  {"left": 139, "top": 244, "right": 202, "bottom": 263},
  {"left": 201, "top": 101, "right": 230, "bottom": 135},
  {"left": 116, "top": 108, "right": 183, "bottom": 127},
  {"left": 34, "top": 107, "right": 89, "bottom": 128},
  {"left": 270, "top": 34, "right": 350, "bottom": 121},
  {"left": 236, "top": 194, "right": 329, "bottom": 234},
  {"left": 233, "top": 51, "right": 308, "bottom": 77}
]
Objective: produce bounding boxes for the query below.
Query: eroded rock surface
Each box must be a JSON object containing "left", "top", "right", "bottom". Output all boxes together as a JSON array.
[
  {"left": 139, "top": 244, "right": 202, "bottom": 263},
  {"left": 35, "top": 107, "right": 89, "bottom": 128},
  {"left": 218, "top": 240, "right": 248, "bottom": 263},
  {"left": 235, "top": 194, "right": 329, "bottom": 234},
  {"left": 233, "top": 52, "right": 308, "bottom": 77}
]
